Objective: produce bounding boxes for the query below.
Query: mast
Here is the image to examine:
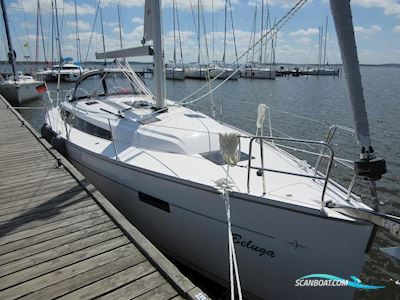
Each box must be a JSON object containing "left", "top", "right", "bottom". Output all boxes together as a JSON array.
[
  {"left": 118, "top": 3, "right": 123, "bottom": 49},
  {"left": 212, "top": 0, "right": 214, "bottom": 62},
  {"left": 172, "top": 0, "right": 176, "bottom": 64},
  {"left": 74, "top": 0, "right": 82, "bottom": 62},
  {"left": 51, "top": 0, "right": 54, "bottom": 64},
  {"left": 151, "top": 0, "right": 165, "bottom": 109},
  {"left": 175, "top": 3, "right": 184, "bottom": 68},
  {"left": 260, "top": 0, "right": 264, "bottom": 64},
  {"left": 222, "top": 0, "right": 227, "bottom": 64},
  {"left": 329, "top": 0, "right": 385, "bottom": 182},
  {"left": 39, "top": 0, "right": 47, "bottom": 63},
  {"left": 0, "top": 0, "right": 17, "bottom": 79},
  {"left": 54, "top": 0, "right": 62, "bottom": 64},
  {"left": 250, "top": 6, "right": 257, "bottom": 63},
  {"left": 100, "top": 7, "right": 106, "bottom": 66},
  {"left": 228, "top": 0, "right": 238, "bottom": 67},
  {"left": 264, "top": 3, "right": 270, "bottom": 66},
  {"left": 323, "top": 15, "right": 328, "bottom": 66},
  {"left": 197, "top": 0, "right": 200, "bottom": 64},
  {"left": 35, "top": 0, "right": 40, "bottom": 64}
]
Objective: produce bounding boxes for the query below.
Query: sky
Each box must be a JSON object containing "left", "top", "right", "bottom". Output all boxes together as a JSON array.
[{"left": 1, "top": 0, "right": 399, "bottom": 65}]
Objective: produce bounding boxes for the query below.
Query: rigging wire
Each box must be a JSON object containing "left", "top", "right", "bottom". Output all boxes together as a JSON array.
[
  {"left": 175, "top": 1, "right": 184, "bottom": 66},
  {"left": 247, "top": 6, "right": 257, "bottom": 63},
  {"left": 85, "top": 0, "right": 101, "bottom": 63},
  {"left": 228, "top": 0, "right": 239, "bottom": 66}
]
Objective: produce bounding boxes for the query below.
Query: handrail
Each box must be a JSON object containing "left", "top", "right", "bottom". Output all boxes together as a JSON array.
[
  {"left": 314, "top": 125, "right": 355, "bottom": 175},
  {"left": 246, "top": 136, "right": 334, "bottom": 210},
  {"left": 313, "top": 125, "right": 359, "bottom": 200}
]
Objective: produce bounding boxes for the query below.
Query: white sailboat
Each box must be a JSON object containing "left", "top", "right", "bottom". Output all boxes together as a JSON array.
[
  {"left": 300, "top": 17, "right": 339, "bottom": 77},
  {"left": 185, "top": 0, "right": 209, "bottom": 80},
  {"left": 240, "top": 63, "right": 276, "bottom": 79},
  {"left": 42, "top": 0, "right": 399, "bottom": 299},
  {"left": 208, "top": 0, "right": 240, "bottom": 81},
  {"left": 34, "top": 0, "right": 86, "bottom": 83},
  {"left": 0, "top": 0, "right": 46, "bottom": 105},
  {"left": 165, "top": 0, "right": 185, "bottom": 81},
  {"left": 209, "top": 63, "right": 240, "bottom": 80},
  {"left": 35, "top": 63, "right": 85, "bottom": 83},
  {"left": 241, "top": 0, "right": 276, "bottom": 80}
]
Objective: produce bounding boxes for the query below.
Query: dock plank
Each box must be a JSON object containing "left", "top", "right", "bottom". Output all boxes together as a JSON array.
[
  {"left": 133, "top": 282, "right": 179, "bottom": 300},
  {"left": 24, "top": 255, "right": 150, "bottom": 300},
  {"left": 0, "top": 217, "right": 112, "bottom": 255},
  {"left": 0, "top": 210, "right": 105, "bottom": 246},
  {"left": 0, "top": 221, "right": 117, "bottom": 269},
  {"left": 98, "top": 271, "right": 166, "bottom": 300},
  {"left": 59, "top": 261, "right": 156, "bottom": 300},
  {"left": 0, "top": 237, "right": 131, "bottom": 293},
  {"left": 0, "top": 243, "right": 138, "bottom": 300}
]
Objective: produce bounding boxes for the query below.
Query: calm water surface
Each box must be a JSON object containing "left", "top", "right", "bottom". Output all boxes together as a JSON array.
[{"left": 17, "top": 65, "right": 400, "bottom": 299}]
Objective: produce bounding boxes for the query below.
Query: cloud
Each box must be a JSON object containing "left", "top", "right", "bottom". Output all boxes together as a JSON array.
[
  {"left": 9, "top": 0, "right": 95, "bottom": 15},
  {"left": 352, "top": 0, "right": 400, "bottom": 16},
  {"left": 21, "top": 22, "right": 35, "bottom": 30},
  {"left": 394, "top": 25, "right": 400, "bottom": 33},
  {"left": 67, "top": 20, "right": 91, "bottom": 31},
  {"left": 132, "top": 17, "right": 144, "bottom": 25},
  {"left": 101, "top": 0, "right": 231, "bottom": 12},
  {"left": 101, "top": 0, "right": 144, "bottom": 7},
  {"left": 296, "top": 37, "right": 311, "bottom": 44},
  {"left": 104, "top": 22, "right": 119, "bottom": 27},
  {"left": 354, "top": 25, "right": 382, "bottom": 38},
  {"left": 288, "top": 28, "right": 319, "bottom": 37},
  {"left": 248, "top": 0, "right": 300, "bottom": 8}
]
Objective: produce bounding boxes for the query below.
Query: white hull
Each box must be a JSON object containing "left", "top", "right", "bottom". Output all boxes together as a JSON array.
[
  {"left": 65, "top": 140, "right": 372, "bottom": 300},
  {"left": 0, "top": 80, "right": 46, "bottom": 105},
  {"left": 165, "top": 68, "right": 185, "bottom": 80},
  {"left": 241, "top": 68, "right": 276, "bottom": 80},
  {"left": 300, "top": 69, "right": 339, "bottom": 76},
  {"left": 35, "top": 64, "right": 85, "bottom": 82},
  {"left": 209, "top": 68, "right": 240, "bottom": 80},
  {"left": 34, "top": 70, "right": 55, "bottom": 82},
  {"left": 35, "top": 70, "right": 82, "bottom": 82},
  {"left": 185, "top": 68, "right": 210, "bottom": 80}
]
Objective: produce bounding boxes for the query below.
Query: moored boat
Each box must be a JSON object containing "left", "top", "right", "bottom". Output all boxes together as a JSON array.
[
  {"left": 0, "top": 0, "right": 46, "bottom": 105},
  {"left": 41, "top": 0, "right": 399, "bottom": 299}
]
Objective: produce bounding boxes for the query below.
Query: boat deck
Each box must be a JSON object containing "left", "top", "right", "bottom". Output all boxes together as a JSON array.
[{"left": 0, "top": 96, "right": 207, "bottom": 300}]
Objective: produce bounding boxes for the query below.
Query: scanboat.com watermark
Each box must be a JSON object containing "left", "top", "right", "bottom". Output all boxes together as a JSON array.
[{"left": 295, "top": 274, "right": 385, "bottom": 289}]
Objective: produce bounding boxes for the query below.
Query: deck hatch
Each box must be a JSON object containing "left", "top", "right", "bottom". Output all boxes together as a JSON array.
[{"left": 200, "top": 150, "right": 253, "bottom": 165}]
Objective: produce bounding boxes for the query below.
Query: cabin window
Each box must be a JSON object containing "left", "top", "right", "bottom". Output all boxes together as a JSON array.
[
  {"left": 65, "top": 112, "right": 111, "bottom": 140},
  {"left": 138, "top": 192, "right": 170, "bottom": 213},
  {"left": 75, "top": 74, "right": 105, "bottom": 99},
  {"left": 64, "top": 66, "right": 80, "bottom": 70},
  {"left": 104, "top": 73, "right": 136, "bottom": 95}
]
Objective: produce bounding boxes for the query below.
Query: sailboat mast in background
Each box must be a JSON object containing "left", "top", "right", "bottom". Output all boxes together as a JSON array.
[
  {"left": 100, "top": 7, "right": 106, "bottom": 66},
  {"left": 74, "top": 0, "right": 82, "bottom": 62},
  {"left": 0, "top": 0, "right": 17, "bottom": 79},
  {"left": 118, "top": 3, "right": 123, "bottom": 49}
]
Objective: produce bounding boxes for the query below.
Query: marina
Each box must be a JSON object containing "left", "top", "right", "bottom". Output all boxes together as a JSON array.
[{"left": 0, "top": 95, "right": 208, "bottom": 300}]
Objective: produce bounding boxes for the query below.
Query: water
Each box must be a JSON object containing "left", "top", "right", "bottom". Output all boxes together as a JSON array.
[{"left": 16, "top": 65, "right": 400, "bottom": 299}]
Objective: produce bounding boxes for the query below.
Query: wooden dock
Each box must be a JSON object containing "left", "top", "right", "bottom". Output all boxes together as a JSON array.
[{"left": 0, "top": 95, "right": 208, "bottom": 300}]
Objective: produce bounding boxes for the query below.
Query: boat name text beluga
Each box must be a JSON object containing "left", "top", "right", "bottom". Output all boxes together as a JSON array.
[{"left": 233, "top": 234, "right": 276, "bottom": 258}]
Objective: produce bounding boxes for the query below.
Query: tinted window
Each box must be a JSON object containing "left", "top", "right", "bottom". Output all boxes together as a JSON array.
[
  {"left": 66, "top": 112, "right": 111, "bottom": 140},
  {"left": 104, "top": 73, "right": 136, "bottom": 95},
  {"left": 74, "top": 74, "right": 105, "bottom": 99}
]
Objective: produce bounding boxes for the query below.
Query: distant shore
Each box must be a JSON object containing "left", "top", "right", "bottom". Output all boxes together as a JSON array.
[{"left": 1, "top": 61, "right": 399, "bottom": 67}]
